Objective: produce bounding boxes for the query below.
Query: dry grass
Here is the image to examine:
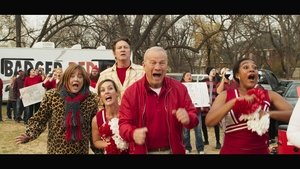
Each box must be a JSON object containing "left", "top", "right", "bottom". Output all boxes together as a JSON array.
[
  {"left": 0, "top": 118, "right": 47, "bottom": 154},
  {"left": 0, "top": 105, "right": 221, "bottom": 154},
  {"left": 188, "top": 128, "right": 223, "bottom": 154}
]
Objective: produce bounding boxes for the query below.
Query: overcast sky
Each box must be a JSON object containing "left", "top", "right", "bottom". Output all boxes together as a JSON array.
[{"left": 24, "top": 15, "right": 47, "bottom": 28}]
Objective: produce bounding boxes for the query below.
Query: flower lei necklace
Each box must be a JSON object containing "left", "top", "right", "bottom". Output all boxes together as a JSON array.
[
  {"left": 108, "top": 118, "right": 129, "bottom": 151},
  {"left": 98, "top": 112, "right": 129, "bottom": 154},
  {"left": 233, "top": 88, "right": 270, "bottom": 136}
]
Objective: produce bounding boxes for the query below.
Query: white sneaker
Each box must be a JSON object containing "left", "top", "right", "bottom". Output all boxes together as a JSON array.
[
  {"left": 185, "top": 150, "right": 191, "bottom": 154},
  {"left": 198, "top": 151, "right": 205, "bottom": 154}
]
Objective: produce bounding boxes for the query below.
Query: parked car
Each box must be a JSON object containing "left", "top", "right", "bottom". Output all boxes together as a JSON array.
[
  {"left": 258, "top": 69, "right": 285, "bottom": 95},
  {"left": 279, "top": 79, "right": 293, "bottom": 88},
  {"left": 166, "top": 73, "right": 183, "bottom": 81},
  {"left": 278, "top": 79, "right": 294, "bottom": 94},
  {"left": 282, "top": 80, "right": 300, "bottom": 108},
  {"left": 166, "top": 73, "right": 208, "bottom": 82}
]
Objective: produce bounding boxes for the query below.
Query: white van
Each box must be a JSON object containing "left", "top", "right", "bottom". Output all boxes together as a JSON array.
[{"left": 0, "top": 45, "right": 116, "bottom": 102}]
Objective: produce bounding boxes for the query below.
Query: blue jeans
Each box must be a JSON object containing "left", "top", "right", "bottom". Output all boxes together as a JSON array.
[
  {"left": 183, "top": 113, "right": 204, "bottom": 152},
  {"left": 24, "top": 102, "right": 40, "bottom": 123},
  {"left": 6, "top": 100, "right": 17, "bottom": 119},
  {"left": 16, "top": 98, "right": 25, "bottom": 120}
]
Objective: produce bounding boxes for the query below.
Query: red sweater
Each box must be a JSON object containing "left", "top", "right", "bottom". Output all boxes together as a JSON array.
[
  {"left": 90, "top": 79, "right": 97, "bottom": 88},
  {"left": 24, "top": 75, "right": 43, "bottom": 87},
  {"left": 43, "top": 79, "right": 57, "bottom": 90}
]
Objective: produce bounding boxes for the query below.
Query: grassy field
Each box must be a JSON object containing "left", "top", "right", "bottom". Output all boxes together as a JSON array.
[
  {"left": 0, "top": 104, "right": 47, "bottom": 154},
  {"left": 0, "top": 120, "right": 48, "bottom": 154},
  {"left": 0, "top": 104, "right": 221, "bottom": 154}
]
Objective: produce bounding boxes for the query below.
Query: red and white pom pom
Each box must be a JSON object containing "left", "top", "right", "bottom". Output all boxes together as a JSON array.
[{"left": 239, "top": 106, "right": 270, "bottom": 136}]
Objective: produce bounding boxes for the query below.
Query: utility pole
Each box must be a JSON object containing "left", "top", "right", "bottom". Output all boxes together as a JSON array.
[{"left": 16, "top": 15, "right": 21, "bottom": 47}]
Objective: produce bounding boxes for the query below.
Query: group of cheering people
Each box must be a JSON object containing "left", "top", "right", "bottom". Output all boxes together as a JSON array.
[
  {"left": 0, "top": 66, "right": 64, "bottom": 124},
  {"left": 15, "top": 36, "right": 295, "bottom": 154}
]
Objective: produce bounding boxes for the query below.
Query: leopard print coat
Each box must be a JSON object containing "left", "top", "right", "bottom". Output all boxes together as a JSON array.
[{"left": 25, "top": 89, "right": 98, "bottom": 154}]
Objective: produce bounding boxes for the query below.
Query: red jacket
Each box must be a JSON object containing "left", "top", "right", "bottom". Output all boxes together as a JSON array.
[
  {"left": 43, "top": 79, "right": 57, "bottom": 90},
  {"left": 119, "top": 75, "right": 198, "bottom": 154}
]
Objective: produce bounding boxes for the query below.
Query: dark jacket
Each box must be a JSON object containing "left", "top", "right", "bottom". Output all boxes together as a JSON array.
[
  {"left": 0, "top": 78, "right": 3, "bottom": 96},
  {"left": 13, "top": 76, "right": 25, "bottom": 98}
]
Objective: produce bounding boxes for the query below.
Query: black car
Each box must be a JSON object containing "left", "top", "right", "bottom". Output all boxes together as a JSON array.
[
  {"left": 258, "top": 69, "right": 285, "bottom": 95},
  {"left": 278, "top": 79, "right": 294, "bottom": 94}
]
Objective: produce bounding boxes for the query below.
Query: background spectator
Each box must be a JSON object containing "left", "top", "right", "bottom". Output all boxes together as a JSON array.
[
  {"left": 200, "top": 66, "right": 222, "bottom": 149},
  {"left": 5, "top": 75, "right": 17, "bottom": 120},
  {"left": 43, "top": 67, "right": 63, "bottom": 90},
  {"left": 13, "top": 69, "right": 26, "bottom": 123},
  {"left": 89, "top": 65, "right": 100, "bottom": 89},
  {"left": 181, "top": 71, "right": 205, "bottom": 154},
  {"left": 23, "top": 67, "right": 43, "bottom": 124}
]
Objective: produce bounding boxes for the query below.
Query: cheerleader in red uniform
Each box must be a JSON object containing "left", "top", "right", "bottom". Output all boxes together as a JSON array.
[
  {"left": 91, "top": 79, "right": 128, "bottom": 154},
  {"left": 205, "top": 58, "right": 293, "bottom": 154}
]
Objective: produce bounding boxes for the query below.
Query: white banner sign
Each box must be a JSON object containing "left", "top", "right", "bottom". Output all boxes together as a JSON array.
[
  {"left": 183, "top": 82, "right": 210, "bottom": 107},
  {"left": 20, "top": 82, "right": 46, "bottom": 107}
]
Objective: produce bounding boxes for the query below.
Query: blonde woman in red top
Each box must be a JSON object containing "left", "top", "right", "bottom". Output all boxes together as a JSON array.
[
  {"left": 43, "top": 68, "right": 63, "bottom": 90},
  {"left": 91, "top": 79, "right": 128, "bottom": 154}
]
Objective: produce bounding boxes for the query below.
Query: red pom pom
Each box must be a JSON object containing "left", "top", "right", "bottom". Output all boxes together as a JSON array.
[
  {"left": 99, "top": 123, "right": 113, "bottom": 138},
  {"left": 233, "top": 88, "right": 266, "bottom": 117},
  {"left": 98, "top": 123, "right": 124, "bottom": 154},
  {"left": 105, "top": 139, "right": 120, "bottom": 154}
]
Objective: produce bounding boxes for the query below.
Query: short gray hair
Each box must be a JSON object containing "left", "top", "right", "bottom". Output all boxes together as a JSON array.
[{"left": 144, "top": 46, "right": 168, "bottom": 61}]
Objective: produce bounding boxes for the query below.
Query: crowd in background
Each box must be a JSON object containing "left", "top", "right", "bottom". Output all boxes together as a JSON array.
[{"left": 0, "top": 36, "right": 298, "bottom": 154}]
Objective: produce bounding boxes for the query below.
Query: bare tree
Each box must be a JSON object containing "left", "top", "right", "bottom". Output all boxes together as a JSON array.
[
  {"left": 0, "top": 15, "right": 16, "bottom": 46},
  {"left": 266, "top": 15, "right": 300, "bottom": 78},
  {"left": 3, "top": 14, "right": 300, "bottom": 79},
  {"left": 15, "top": 15, "right": 21, "bottom": 47}
]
